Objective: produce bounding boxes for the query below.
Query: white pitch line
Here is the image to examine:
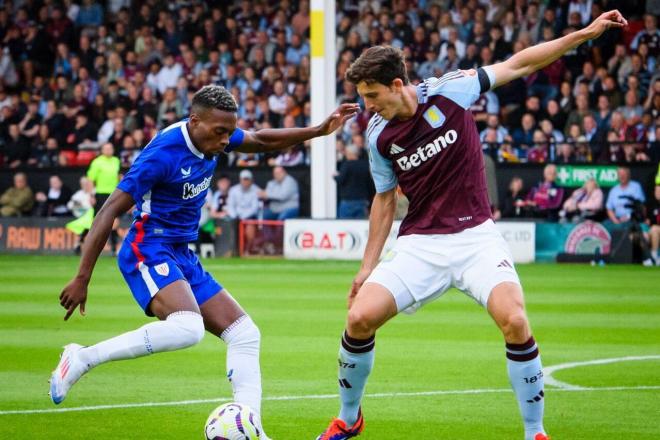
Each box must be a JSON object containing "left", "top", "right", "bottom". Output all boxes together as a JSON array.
[
  {"left": 2, "top": 386, "right": 660, "bottom": 416},
  {"left": 543, "top": 355, "right": 660, "bottom": 390}
]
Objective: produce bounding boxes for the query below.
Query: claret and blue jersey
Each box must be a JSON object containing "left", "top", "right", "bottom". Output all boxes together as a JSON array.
[{"left": 116, "top": 119, "right": 244, "bottom": 314}]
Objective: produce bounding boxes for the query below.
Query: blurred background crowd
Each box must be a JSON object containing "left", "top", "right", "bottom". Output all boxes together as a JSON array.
[{"left": 0, "top": 0, "right": 658, "bottom": 231}]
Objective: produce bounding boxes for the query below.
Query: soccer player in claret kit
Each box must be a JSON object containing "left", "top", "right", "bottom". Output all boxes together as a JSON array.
[
  {"left": 317, "top": 11, "right": 628, "bottom": 440},
  {"left": 49, "top": 85, "right": 358, "bottom": 433}
]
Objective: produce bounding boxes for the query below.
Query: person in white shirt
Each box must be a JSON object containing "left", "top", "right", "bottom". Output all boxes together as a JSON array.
[{"left": 156, "top": 54, "right": 183, "bottom": 95}]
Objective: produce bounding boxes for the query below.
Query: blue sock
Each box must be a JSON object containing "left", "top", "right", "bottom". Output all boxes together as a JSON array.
[
  {"left": 506, "top": 336, "right": 546, "bottom": 440},
  {"left": 337, "top": 331, "right": 375, "bottom": 426}
]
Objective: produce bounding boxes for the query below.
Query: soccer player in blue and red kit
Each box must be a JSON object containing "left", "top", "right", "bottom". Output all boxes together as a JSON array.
[
  {"left": 50, "top": 85, "right": 358, "bottom": 434},
  {"left": 317, "top": 10, "right": 628, "bottom": 440}
]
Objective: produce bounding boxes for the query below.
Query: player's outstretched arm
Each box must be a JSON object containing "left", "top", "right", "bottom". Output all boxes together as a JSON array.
[
  {"left": 59, "top": 189, "right": 134, "bottom": 320},
  {"left": 488, "top": 10, "right": 627, "bottom": 89},
  {"left": 235, "top": 103, "right": 360, "bottom": 153},
  {"left": 349, "top": 188, "right": 397, "bottom": 308}
]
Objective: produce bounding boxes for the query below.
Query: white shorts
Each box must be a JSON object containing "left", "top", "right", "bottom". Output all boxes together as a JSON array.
[{"left": 366, "top": 219, "right": 521, "bottom": 313}]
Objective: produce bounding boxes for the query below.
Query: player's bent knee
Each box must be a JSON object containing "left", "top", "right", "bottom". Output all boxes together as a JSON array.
[
  {"left": 499, "top": 312, "right": 529, "bottom": 340},
  {"left": 167, "top": 311, "right": 206, "bottom": 347},
  {"left": 346, "top": 308, "right": 377, "bottom": 338}
]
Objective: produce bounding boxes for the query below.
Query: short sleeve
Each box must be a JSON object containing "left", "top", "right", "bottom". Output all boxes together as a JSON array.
[
  {"left": 224, "top": 128, "right": 245, "bottom": 153},
  {"left": 367, "top": 141, "right": 397, "bottom": 193},
  {"left": 605, "top": 189, "right": 616, "bottom": 211},
  {"left": 425, "top": 67, "right": 496, "bottom": 109},
  {"left": 117, "top": 149, "right": 170, "bottom": 203}
]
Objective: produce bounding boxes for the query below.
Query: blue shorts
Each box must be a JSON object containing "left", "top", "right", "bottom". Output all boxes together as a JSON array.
[{"left": 118, "top": 239, "right": 222, "bottom": 316}]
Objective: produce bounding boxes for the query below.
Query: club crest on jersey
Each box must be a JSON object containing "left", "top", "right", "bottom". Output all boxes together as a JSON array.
[
  {"left": 154, "top": 262, "right": 169, "bottom": 276},
  {"left": 423, "top": 105, "right": 446, "bottom": 128}
]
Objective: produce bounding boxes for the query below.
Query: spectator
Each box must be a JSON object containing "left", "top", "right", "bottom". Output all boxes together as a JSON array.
[
  {"left": 556, "top": 142, "right": 575, "bottom": 163},
  {"left": 522, "top": 164, "right": 565, "bottom": 220},
  {"left": 564, "top": 93, "right": 591, "bottom": 135},
  {"left": 4, "top": 124, "right": 31, "bottom": 168},
  {"left": 35, "top": 174, "right": 72, "bottom": 217},
  {"left": 594, "top": 94, "right": 613, "bottom": 132},
  {"left": 501, "top": 176, "right": 526, "bottom": 218},
  {"left": 560, "top": 177, "right": 604, "bottom": 222},
  {"left": 335, "top": 145, "right": 372, "bottom": 219},
  {"left": 512, "top": 113, "right": 536, "bottom": 152},
  {"left": 260, "top": 166, "right": 299, "bottom": 220},
  {"left": 630, "top": 14, "right": 660, "bottom": 58},
  {"left": 67, "top": 111, "right": 97, "bottom": 151},
  {"left": 210, "top": 176, "right": 231, "bottom": 219},
  {"left": 617, "top": 90, "right": 644, "bottom": 126},
  {"left": 66, "top": 176, "right": 96, "bottom": 254},
  {"left": 582, "top": 114, "right": 606, "bottom": 160},
  {"left": 527, "top": 130, "right": 549, "bottom": 163},
  {"left": 227, "top": 169, "right": 261, "bottom": 220},
  {"left": 604, "top": 167, "right": 647, "bottom": 231},
  {"left": 156, "top": 54, "right": 183, "bottom": 95},
  {"left": 67, "top": 176, "right": 95, "bottom": 219},
  {"left": 0, "top": 172, "right": 34, "bottom": 217}
]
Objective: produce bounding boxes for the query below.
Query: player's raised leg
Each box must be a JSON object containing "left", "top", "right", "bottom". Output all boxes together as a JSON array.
[
  {"left": 200, "top": 290, "right": 262, "bottom": 415},
  {"left": 488, "top": 282, "right": 548, "bottom": 440},
  {"left": 50, "top": 280, "right": 205, "bottom": 404},
  {"left": 317, "top": 282, "right": 398, "bottom": 440}
]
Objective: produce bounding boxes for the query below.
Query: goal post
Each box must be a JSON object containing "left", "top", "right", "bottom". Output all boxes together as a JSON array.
[{"left": 310, "top": 0, "right": 337, "bottom": 219}]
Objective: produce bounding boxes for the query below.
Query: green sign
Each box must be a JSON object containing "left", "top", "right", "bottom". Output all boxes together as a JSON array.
[{"left": 555, "top": 165, "right": 618, "bottom": 188}]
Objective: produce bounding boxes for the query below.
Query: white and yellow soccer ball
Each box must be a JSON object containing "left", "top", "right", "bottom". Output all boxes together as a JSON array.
[{"left": 204, "top": 402, "right": 264, "bottom": 440}]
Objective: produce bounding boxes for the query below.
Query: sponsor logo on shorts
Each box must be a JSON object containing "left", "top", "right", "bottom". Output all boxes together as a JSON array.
[
  {"left": 497, "top": 259, "right": 513, "bottom": 269},
  {"left": 154, "top": 262, "right": 170, "bottom": 276}
]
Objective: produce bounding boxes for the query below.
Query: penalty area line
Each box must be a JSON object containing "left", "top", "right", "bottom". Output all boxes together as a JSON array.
[{"left": 1, "top": 385, "right": 659, "bottom": 416}]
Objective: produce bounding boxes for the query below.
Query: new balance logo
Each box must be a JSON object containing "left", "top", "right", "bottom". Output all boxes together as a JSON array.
[
  {"left": 497, "top": 260, "right": 513, "bottom": 269},
  {"left": 338, "top": 378, "right": 352, "bottom": 389},
  {"left": 180, "top": 167, "right": 191, "bottom": 176},
  {"left": 389, "top": 143, "right": 405, "bottom": 155}
]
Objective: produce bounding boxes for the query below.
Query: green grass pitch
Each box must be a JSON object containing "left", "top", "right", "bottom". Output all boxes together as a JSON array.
[{"left": 1, "top": 255, "right": 659, "bottom": 439}]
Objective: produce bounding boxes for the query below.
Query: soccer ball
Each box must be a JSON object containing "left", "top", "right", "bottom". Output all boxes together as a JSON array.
[{"left": 204, "top": 402, "right": 264, "bottom": 440}]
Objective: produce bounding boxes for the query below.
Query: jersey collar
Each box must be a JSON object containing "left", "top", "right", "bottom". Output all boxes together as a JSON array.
[{"left": 180, "top": 121, "right": 204, "bottom": 159}]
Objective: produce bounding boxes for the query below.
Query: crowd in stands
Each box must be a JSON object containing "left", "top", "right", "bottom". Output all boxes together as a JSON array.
[{"left": 0, "top": 0, "right": 658, "bottom": 227}]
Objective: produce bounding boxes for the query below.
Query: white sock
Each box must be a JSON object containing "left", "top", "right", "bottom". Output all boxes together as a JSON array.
[
  {"left": 78, "top": 311, "right": 205, "bottom": 367},
  {"left": 221, "top": 315, "right": 262, "bottom": 415},
  {"left": 506, "top": 336, "right": 545, "bottom": 440}
]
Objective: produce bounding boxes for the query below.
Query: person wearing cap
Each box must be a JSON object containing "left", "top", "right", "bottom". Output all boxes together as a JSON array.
[{"left": 227, "top": 169, "right": 261, "bottom": 220}]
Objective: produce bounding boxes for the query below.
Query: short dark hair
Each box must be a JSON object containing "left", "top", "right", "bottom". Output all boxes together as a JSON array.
[
  {"left": 191, "top": 85, "right": 238, "bottom": 113},
  {"left": 345, "top": 45, "right": 409, "bottom": 86}
]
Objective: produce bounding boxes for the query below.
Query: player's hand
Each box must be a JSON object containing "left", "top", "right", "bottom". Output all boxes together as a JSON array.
[
  {"left": 348, "top": 268, "right": 371, "bottom": 309},
  {"left": 584, "top": 10, "right": 628, "bottom": 40},
  {"left": 317, "top": 103, "right": 360, "bottom": 136},
  {"left": 59, "top": 277, "right": 89, "bottom": 321}
]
